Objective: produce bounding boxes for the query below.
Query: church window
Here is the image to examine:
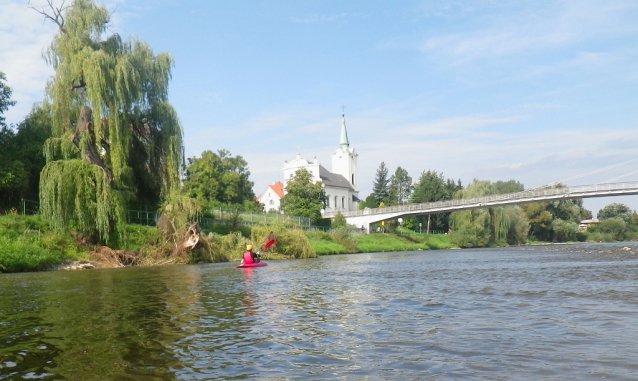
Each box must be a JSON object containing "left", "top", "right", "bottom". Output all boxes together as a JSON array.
[
  {"left": 352, "top": 174, "right": 355, "bottom": 185},
  {"left": 334, "top": 196, "right": 338, "bottom": 209},
  {"left": 342, "top": 197, "right": 345, "bottom": 208},
  {"left": 327, "top": 197, "right": 330, "bottom": 207},
  {"left": 269, "top": 200, "right": 274, "bottom": 205}
]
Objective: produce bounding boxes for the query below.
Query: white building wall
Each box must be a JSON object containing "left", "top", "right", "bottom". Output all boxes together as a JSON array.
[
  {"left": 283, "top": 156, "right": 321, "bottom": 188},
  {"left": 331, "top": 148, "right": 358, "bottom": 192},
  {"left": 324, "top": 186, "right": 353, "bottom": 213}
]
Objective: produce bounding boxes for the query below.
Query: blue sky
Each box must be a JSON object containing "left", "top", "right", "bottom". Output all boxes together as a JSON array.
[{"left": 2, "top": 0, "right": 638, "bottom": 215}]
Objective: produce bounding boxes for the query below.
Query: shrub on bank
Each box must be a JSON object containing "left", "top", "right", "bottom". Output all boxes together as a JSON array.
[
  {"left": 0, "top": 215, "right": 85, "bottom": 272},
  {"left": 306, "top": 231, "right": 349, "bottom": 255},
  {"left": 0, "top": 238, "right": 69, "bottom": 272}
]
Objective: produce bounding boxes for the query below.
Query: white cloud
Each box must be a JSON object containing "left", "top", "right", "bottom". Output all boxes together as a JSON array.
[
  {"left": 419, "top": 1, "right": 638, "bottom": 64},
  {"left": 290, "top": 13, "right": 346, "bottom": 25},
  {"left": 0, "top": 1, "right": 57, "bottom": 124}
]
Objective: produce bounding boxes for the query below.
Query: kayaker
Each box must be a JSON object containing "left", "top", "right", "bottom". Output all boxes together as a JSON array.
[{"left": 240, "top": 244, "right": 260, "bottom": 265}]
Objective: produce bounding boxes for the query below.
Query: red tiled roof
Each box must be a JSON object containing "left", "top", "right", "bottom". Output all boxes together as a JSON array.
[{"left": 271, "top": 181, "right": 284, "bottom": 198}]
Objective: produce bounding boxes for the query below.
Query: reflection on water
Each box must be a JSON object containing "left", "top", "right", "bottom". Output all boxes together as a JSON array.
[{"left": 2, "top": 243, "right": 638, "bottom": 380}]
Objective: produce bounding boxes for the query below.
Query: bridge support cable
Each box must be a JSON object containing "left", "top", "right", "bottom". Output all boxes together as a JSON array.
[
  {"left": 530, "top": 157, "right": 638, "bottom": 191},
  {"left": 600, "top": 169, "right": 638, "bottom": 184}
]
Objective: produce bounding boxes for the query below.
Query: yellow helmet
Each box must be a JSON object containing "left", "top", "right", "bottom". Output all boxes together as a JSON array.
[{"left": 246, "top": 244, "right": 253, "bottom": 250}]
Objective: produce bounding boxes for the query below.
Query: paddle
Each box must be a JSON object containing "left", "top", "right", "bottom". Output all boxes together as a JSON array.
[
  {"left": 263, "top": 239, "right": 275, "bottom": 250},
  {"left": 257, "top": 239, "right": 275, "bottom": 259}
]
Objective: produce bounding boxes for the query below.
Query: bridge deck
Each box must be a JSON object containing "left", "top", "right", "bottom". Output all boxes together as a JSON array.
[{"left": 325, "top": 181, "right": 638, "bottom": 224}]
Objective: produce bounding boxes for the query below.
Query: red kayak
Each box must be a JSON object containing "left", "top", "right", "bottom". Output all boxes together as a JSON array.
[{"left": 237, "top": 261, "right": 267, "bottom": 268}]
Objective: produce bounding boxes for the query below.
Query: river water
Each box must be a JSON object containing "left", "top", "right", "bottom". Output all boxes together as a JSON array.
[{"left": 2, "top": 243, "right": 638, "bottom": 380}]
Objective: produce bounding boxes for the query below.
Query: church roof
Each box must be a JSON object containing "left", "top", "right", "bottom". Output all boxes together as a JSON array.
[
  {"left": 339, "top": 112, "right": 349, "bottom": 148},
  {"left": 319, "top": 165, "right": 353, "bottom": 190}
]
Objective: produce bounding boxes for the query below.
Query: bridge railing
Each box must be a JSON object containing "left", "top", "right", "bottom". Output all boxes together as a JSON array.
[{"left": 328, "top": 181, "right": 638, "bottom": 218}]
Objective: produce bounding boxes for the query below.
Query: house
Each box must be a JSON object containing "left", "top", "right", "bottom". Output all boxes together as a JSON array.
[
  {"left": 256, "top": 181, "right": 284, "bottom": 212},
  {"left": 282, "top": 112, "right": 360, "bottom": 213},
  {"left": 578, "top": 218, "right": 599, "bottom": 231}
]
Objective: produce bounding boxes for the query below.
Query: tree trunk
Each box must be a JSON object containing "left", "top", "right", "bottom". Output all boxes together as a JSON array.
[{"left": 71, "top": 106, "right": 113, "bottom": 183}]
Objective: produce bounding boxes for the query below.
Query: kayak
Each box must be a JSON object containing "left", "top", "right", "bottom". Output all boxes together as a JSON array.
[{"left": 237, "top": 261, "right": 267, "bottom": 268}]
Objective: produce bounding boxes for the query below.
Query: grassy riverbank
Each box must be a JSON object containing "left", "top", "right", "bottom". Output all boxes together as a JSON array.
[
  {"left": 306, "top": 228, "right": 456, "bottom": 255},
  {"left": 0, "top": 214, "right": 459, "bottom": 272}
]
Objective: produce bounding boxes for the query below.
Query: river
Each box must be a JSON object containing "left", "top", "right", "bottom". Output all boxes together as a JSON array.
[{"left": 2, "top": 242, "right": 638, "bottom": 380}]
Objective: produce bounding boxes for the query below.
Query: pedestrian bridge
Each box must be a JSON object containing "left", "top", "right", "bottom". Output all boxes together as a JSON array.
[{"left": 324, "top": 181, "right": 638, "bottom": 233}]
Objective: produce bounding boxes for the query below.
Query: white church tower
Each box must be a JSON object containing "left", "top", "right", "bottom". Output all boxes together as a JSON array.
[
  {"left": 280, "top": 111, "right": 360, "bottom": 213},
  {"left": 331, "top": 112, "right": 358, "bottom": 191}
]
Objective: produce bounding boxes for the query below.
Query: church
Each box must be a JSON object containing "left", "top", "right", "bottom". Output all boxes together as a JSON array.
[{"left": 257, "top": 113, "right": 360, "bottom": 214}]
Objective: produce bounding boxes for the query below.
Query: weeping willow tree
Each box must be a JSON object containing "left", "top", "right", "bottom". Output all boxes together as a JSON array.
[
  {"left": 35, "top": 0, "right": 183, "bottom": 243},
  {"left": 450, "top": 179, "right": 529, "bottom": 247}
]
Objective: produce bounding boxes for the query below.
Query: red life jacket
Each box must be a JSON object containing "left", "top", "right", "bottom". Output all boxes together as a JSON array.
[{"left": 242, "top": 251, "right": 254, "bottom": 264}]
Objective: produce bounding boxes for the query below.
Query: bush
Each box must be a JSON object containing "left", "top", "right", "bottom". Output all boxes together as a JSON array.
[
  {"left": 251, "top": 223, "right": 316, "bottom": 259},
  {"left": 333, "top": 228, "right": 357, "bottom": 253},
  {"left": 598, "top": 217, "right": 627, "bottom": 241},
  {"left": 0, "top": 238, "right": 70, "bottom": 272}
]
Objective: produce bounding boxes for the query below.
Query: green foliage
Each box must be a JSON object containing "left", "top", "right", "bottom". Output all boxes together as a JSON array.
[
  {"left": 251, "top": 223, "right": 317, "bottom": 259},
  {"left": 598, "top": 217, "right": 628, "bottom": 241},
  {"left": 450, "top": 209, "right": 491, "bottom": 247},
  {"left": 353, "top": 233, "right": 430, "bottom": 252},
  {"left": 280, "top": 168, "right": 327, "bottom": 223},
  {"left": 359, "top": 193, "right": 378, "bottom": 209},
  {"left": 39, "top": 0, "right": 183, "bottom": 242},
  {"left": 157, "top": 194, "right": 202, "bottom": 239},
  {"left": 0, "top": 214, "right": 84, "bottom": 272},
  {"left": 0, "top": 71, "right": 16, "bottom": 128},
  {"left": 182, "top": 149, "right": 256, "bottom": 206},
  {"left": 597, "top": 203, "right": 635, "bottom": 227},
  {"left": 207, "top": 224, "right": 252, "bottom": 238},
  {"left": 306, "top": 231, "right": 349, "bottom": 255},
  {"left": 2, "top": 105, "right": 53, "bottom": 207},
  {"left": 522, "top": 185, "right": 590, "bottom": 242},
  {"left": 333, "top": 228, "right": 357, "bottom": 253},
  {"left": 197, "top": 231, "right": 245, "bottom": 263},
  {"left": 550, "top": 219, "right": 580, "bottom": 242},
  {"left": 0, "top": 75, "right": 46, "bottom": 210},
  {"left": 410, "top": 170, "right": 462, "bottom": 231},
  {"left": 332, "top": 211, "right": 347, "bottom": 229},
  {"left": 372, "top": 161, "right": 389, "bottom": 204},
  {"left": 387, "top": 166, "right": 412, "bottom": 205},
  {"left": 40, "top": 159, "right": 127, "bottom": 243},
  {"left": 0, "top": 238, "right": 64, "bottom": 272},
  {"left": 449, "top": 179, "right": 529, "bottom": 246}
]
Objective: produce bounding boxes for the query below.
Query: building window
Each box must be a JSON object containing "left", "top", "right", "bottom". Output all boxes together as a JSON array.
[
  {"left": 269, "top": 200, "right": 274, "bottom": 205},
  {"left": 352, "top": 174, "right": 355, "bottom": 185},
  {"left": 334, "top": 196, "right": 338, "bottom": 209},
  {"left": 327, "top": 197, "right": 330, "bottom": 207},
  {"left": 342, "top": 197, "right": 345, "bottom": 208}
]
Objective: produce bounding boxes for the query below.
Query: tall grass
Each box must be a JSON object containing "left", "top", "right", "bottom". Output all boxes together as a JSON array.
[
  {"left": 251, "top": 223, "right": 316, "bottom": 259},
  {"left": 0, "top": 215, "right": 88, "bottom": 272}
]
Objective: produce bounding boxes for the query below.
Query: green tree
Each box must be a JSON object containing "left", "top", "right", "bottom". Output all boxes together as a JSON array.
[
  {"left": 598, "top": 217, "right": 628, "bottom": 241},
  {"left": 358, "top": 194, "right": 377, "bottom": 209},
  {"left": 281, "top": 168, "right": 327, "bottom": 222},
  {"left": 597, "top": 203, "right": 634, "bottom": 226},
  {"left": 410, "top": 170, "right": 462, "bottom": 231},
  {"left": 0, "top": 71, "right": 16, "bottom": 128},
  {"left": 0, "top": 71, "right": 23, "bottom": 210},
  {"left": 450, "top": 179, "right": 529, "bottom": 246},
  {"left": 387, "top": 166, "right": 412, "bottom": 205},
  {"left": 36, "top": 0, "right": 183, "bottom": 243},
  {"left": 332, "top": 211, "right": 347, "bottom": 229},
  {"left": 522, "top": 184, "right": 589, "bottom": 242},
  {"left": 0, "top": 105, "right": 52, "bottom": 209},
  {"left": 182, "top": 150, "right": 255, "bottom": 207},
  {"left": 372, "top": 161, "right": 389, "bottom": 205}
]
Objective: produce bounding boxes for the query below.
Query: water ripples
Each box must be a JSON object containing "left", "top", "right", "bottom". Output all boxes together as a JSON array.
[{"left": 2, "top": 243, "right": 638, "bottom": 379}]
